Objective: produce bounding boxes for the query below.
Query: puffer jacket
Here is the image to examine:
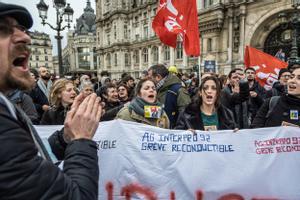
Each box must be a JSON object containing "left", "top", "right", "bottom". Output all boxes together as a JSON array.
[{"left": 175, "top": 100, "right": 237, "bottom": 130}]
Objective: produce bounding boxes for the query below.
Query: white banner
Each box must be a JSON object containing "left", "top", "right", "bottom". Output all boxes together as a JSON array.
[{"left": 36, "top": 120, "right": 300, "bottom": 200}]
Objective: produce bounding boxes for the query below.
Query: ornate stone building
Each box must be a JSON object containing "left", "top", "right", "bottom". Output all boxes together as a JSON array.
[
  {"left": 63, "top": 0, "right": 98, "bottom": 74},
  {"left": 95, "top": 0, "right": 294, "bottom": 78},
  {"left": 29, "top": 31, "right": 54, "bottom": 73}
]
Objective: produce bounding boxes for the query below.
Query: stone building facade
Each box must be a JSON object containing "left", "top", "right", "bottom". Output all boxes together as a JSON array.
[
  {"left": 95, "top": 0, "right": 295, "bottom": 78},
  {"left": 29, "top": 31, "right": 54, "bottom": 73},
  {"left": 63, "top": 0, "right": 98, "bottom": 74}
]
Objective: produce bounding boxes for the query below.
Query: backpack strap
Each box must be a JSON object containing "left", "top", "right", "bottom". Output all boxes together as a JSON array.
[
  {"left": 266, "top": 96, "right": 280, "bottom": 118},
  {"left": 165, "top": 83, "right": 181, "bottom": 128}
]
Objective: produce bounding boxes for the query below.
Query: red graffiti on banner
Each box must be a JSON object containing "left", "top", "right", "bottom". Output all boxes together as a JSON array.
[{"left": 105, "top": 182, "right": 279, "bottom": 200}]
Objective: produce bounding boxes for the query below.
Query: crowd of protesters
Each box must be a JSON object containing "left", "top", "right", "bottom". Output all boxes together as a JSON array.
[
  {"left": 10, "top": 60, "right": 300, "bottom": 130},
  {"left": 1, "top": 2, "right": 300, "bottom": 199},
  {"left": 20, "top": 62, "right": 300, "bottom": 131}
]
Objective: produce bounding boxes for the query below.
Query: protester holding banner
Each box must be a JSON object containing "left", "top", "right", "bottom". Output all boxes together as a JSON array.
[
  {"left": 221, "top": 68, "right": 250, "bottom": 129},
  {"left": 266, "top": 68, "right": 291, "bottom": 98},
  {"left": 0, "top": 3, "right": 102, "bottom": 199},
  {"left": 40, "top": 79, "right": 77, "bottom": 125},
  {"left": 251, "top": 67, "right": 300, "bottom": 128},
  {"left": 116, "top": 78, "right": 170, "bottom": 128},
  {"left": 175, "top": 76, "right": 236, "bottom": 131}
]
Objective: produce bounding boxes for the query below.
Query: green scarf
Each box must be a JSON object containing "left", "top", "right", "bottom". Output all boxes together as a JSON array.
[{"left": 128, "top": 97, "right": 162, "bottom": 117}]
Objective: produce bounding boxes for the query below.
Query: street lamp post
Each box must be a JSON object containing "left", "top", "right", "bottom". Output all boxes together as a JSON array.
[
  {"left": 288, "top": 0, "right": 300, "bottom": 66},
  {"left": 36, "top": 0, "right": 74, "bottom": 77}
]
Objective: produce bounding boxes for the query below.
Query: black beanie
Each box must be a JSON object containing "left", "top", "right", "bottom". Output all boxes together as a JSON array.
[{"left": 0, "top": 2, "right": 33, "bottom": 29}]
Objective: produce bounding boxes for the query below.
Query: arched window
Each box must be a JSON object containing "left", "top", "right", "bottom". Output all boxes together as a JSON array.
[
  {"left": 143, "top": 48, "right": 148, "bottom": 63},
  {"left": 164, "top": 46, "right": 170, "bottom": 61},
  {"left": 152, "top": 46, "right": 159, "bottom": 63}
]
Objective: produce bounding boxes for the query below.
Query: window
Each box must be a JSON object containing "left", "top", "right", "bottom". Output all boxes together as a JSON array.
[
  {"left": 125, "top": 53, "right": 130, "bottom": 66},
  {"left": 164, "top": 46, "right": 170, "bottom": 61},
  {"left": 124, "top": 25, "right": 128, "bottom": 39},
  {"left": 204, "top": 0, "right": 214, "bottom": 8},
  {"left": 134, "top": 50, "right": 139, "bottom": 64},
  {"left": 45, "top": 56, "right": 48, "bottom": 61},
  {"left": 114, "top": 53, "right": 118, "bottom": 66},
  {"left": 114, "top": 25, "right": 117, "bottom": 40},
  {"left": 207, "top": 38, "right": 212, "bottom": 52},
  {"left": 143, "top": 26, "right": 148, "bottom": 39},
  {"left": 176, "top": 42, "right": 183, "bottom": 59},
  {"left": 107, "top": 34, "right": 111, "bottom": 45},
  {"left": 36, "top": 56, "right": 39, "bottom": 61},
  {"left": 45, "top": 63, "right": 48, "bottom": 67},
  {"left": 152, "top": 46, "right": 158, "bottom": 63},
  {"left": 44, "top": 49, "right": 47, "bottom": 54},
  {"left": 143, "top": 48, "right": 148, "bottom": 63},
  {"left": 106, "top": 53, "right": 111, "bottom": 67}
]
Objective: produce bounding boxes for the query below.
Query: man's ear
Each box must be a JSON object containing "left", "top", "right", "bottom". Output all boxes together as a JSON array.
[{"left": 156, "top": 74, "right": 163, "bottom": 81}]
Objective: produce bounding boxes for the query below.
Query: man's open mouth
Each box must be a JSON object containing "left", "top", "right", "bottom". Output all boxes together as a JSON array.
[{"left": 13, "top": 54, "right": 29, "bottom": 69}]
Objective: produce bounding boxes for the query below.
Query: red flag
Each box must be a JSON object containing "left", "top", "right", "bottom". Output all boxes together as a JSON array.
[
  {"left": 244, "top": 46, "right": 288, "bottom": 90},
  {"left": 152, "top": 0, "right": 200, "bottom": 56}
]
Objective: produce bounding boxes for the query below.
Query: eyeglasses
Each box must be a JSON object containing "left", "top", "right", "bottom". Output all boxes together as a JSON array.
[{"left": 282, "top": 75, "right": 291, "bottom": 79}]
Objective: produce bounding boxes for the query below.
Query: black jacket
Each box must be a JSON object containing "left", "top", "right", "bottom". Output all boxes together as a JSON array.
[
  {"left": 266, "top": 81, "right": 287, "bottom": 98},
  {"left": 101, "top": 101, "right": 124, "bottom": 121},
  {"left": 175, "top": 100, "right": 237, "bottom": 130},
  {"left": 0, "top": 95, "right": 99, "bottom": 200},
  {"left": 40, "top": 105, "right": 69, "bottom": 125},
  {"left": 248, "top": 81, "right": 266, "bottom": 122},
  {"left": 251, "top": 94, "right": 300, "bottom": 128},
  {"left": 29, "top": 84, "right": 49, "bottom": 123},
  {"left": 221, "top": 81, "right": 250, "bottom": 129}
]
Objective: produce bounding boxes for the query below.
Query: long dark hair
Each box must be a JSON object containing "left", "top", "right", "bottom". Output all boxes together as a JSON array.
[{"left": 198, "top": 76, "right": 221, "bottom": 108}]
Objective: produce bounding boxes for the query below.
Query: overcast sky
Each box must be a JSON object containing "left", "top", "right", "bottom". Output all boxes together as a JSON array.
[{"left": 1, "top": 0, "right": 96, "bottom": 56}]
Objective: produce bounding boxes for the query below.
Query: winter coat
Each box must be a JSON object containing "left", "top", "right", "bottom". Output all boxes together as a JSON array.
[
  {"left": 29, "top": 84, "right": 49, "bottom": 122},
  {"left": 0, "top": 93, "right": 99, "bottom": 200},
  {"left": 221, "top": 81, "right": 250, "bottom": 129},
  {"left": 248, "top": 81, "right": 266, "bottom": 122},
  {"left": 266, "top": 81, "right": 287, "bottom": 98},
  {"left": 175, "top": 100, "right": 236, "bottom": 130},
  {"left": 116, "top": 105, "right": 170, "bottom": 129},
  {"left": 101, "top": 101, "right": 124, "bottom": 121},
  {"left": 251, "top": 94, "right": 300, "bottom": 128},
  {"left": 40, "top": 105, "right": 70, "bottom": 125},
  {"left": 7, "top": 89, "right": 39, "bottom": 124}
]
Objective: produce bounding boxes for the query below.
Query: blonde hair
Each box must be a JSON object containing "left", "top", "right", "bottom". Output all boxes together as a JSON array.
[{"left": 49, "top": 79, "right": 74, "bottom": 107}]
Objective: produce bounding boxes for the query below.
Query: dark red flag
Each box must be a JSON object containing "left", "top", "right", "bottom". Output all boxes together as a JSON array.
[
  {"left": 244, "top": 46, "right": 288, "bottom": 90},
  {"left": 152, "top": 0, "right": 200, "bottom": 56}
]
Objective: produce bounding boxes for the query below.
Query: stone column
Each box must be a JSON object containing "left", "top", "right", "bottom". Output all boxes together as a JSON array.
[
  {"left": 139, "top": 48, "right": 142, "bottom": 71},
  {"left": 75, "top": 47, "right": 79, "bottom": 70},
  {"left": 227, "top": 8, "right": 233, "bottom": 64},
  {"left": 183, "top": 50, "right": 188, "bottom": 70},
  {"left": 90, "top": 47, "right": 94, "bottom": 70},
  {"left": 239, "top": 5, "right": 246, "bottom": 62},
  {"left": 148, "top": 46, "right": 151, "bottom": 68},
  {"left": 158, "top": 45, "right": 163, "bottom": 64},
  {"left": 170, "top": 47, "right": 175, "bottom": 66}
]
